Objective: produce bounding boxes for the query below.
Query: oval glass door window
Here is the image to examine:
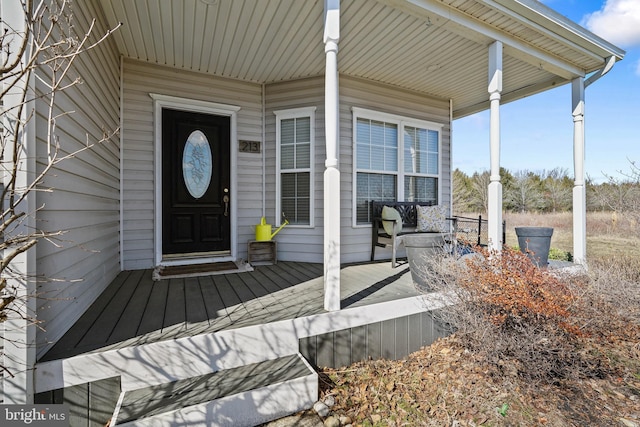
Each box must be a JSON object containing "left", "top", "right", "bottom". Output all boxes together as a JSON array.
[{"left": 183, "top": 130, "right": 213, "bottom": 199}]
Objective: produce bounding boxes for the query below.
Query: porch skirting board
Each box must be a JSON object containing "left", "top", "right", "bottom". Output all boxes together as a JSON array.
[{"left": 300, "top": 311, "right": 450, "bottom": 369}]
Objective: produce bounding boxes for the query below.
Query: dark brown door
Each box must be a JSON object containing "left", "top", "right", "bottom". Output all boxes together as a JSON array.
[{"left": 162, "top": 108, "right": 231, "bottom": 255}]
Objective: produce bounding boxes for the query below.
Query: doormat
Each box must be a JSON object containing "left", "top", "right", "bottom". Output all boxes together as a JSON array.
[{"left": 152, "top": 261, "right": 253, "bottom": 280}]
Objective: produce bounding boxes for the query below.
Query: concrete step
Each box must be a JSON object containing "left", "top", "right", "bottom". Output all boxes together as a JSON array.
[{"left": 111, "top": 353, "right": 317, "bottom": 427}]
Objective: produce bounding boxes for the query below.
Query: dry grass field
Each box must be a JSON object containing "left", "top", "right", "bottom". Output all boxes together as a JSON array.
[{"left": 494, "top": 211, "right": 639, "bottom": 261}]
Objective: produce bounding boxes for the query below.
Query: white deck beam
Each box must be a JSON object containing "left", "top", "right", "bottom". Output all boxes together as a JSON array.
[
  {"left": 492, "top": 0, "right": 625, "bottom": 61},
  {"left": 572, "top": 77, "right": 587, "bottom": 264},
  {"left": 323, "top": 0, "right": 341, "bottom": 311},
  {"left": 486, "top": 0, "right": 609, "bottom": 64},
  {"left": 399, "top": 0, "right": 583, "bottom": 80},
  {"left": 487, "top": 41, "right": 504, "bottom": 252}
]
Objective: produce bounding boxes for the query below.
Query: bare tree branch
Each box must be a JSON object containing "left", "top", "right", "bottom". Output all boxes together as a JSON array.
[{"left": 0, "top": 0, "right": 120, "bottom": 375}]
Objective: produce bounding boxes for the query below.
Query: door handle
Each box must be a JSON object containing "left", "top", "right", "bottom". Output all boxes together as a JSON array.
[{"left": 223, "top": 194, "right": 229, "bottom": 216}]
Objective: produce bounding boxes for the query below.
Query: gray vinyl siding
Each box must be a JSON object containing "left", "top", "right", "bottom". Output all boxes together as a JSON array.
[
  {"left": 35, "top": 0, "right": 121, "bottom": 358},
  {"left": 264, "top": 78, "right": 326, "bottom": 263},
  {"left": 121, "top": 60, "right": 263, "bottom": 269},
  {"left": 121, "top": 65, "right": 450, "bottom": 267},
  {"left": 264, "top": 75, "right": 451, "bottom": 264}
]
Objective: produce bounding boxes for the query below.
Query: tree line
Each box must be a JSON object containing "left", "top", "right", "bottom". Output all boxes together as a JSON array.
[{"left": 453, "top": 162, "right": 640, "bottom": 215}]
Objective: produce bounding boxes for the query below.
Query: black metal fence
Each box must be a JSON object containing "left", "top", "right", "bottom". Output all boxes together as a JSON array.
[{"left": 453, "top": 215, "right": 506, "bottom": 247}]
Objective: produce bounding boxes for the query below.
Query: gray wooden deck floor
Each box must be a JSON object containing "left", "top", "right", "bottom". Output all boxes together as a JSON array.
[{"left": 41, "top": 261, "right": 417, "bottom": 362}]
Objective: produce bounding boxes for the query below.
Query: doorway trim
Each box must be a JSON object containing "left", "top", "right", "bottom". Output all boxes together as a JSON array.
[{"left": 151, "top": 93, "right": 241, "bottom": 267}]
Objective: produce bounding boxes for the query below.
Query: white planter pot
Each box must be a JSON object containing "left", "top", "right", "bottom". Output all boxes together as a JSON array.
[{"left": 403, "top": 233, "right": 447, "bottom": 291}]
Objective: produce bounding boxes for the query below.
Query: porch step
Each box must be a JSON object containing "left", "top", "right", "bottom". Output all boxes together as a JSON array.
[{"left": 111, "top": 353, "right": 318, "bottom": 427}]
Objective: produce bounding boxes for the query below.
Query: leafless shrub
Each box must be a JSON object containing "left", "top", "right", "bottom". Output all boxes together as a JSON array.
[
  {"left": 575, "top": 256, "right": 640, "bottom": 330},
  {"left": 416, "top": 247, "right": 638, "bottom": 385}
]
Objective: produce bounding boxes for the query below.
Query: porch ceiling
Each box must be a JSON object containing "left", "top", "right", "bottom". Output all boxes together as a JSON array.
[{"left": 100, "top": 0, "right": 624, "bottom": 118}]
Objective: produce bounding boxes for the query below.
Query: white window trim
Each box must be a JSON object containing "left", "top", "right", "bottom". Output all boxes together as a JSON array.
[
  {"left": 351, "top": 107, "right": 444, "bottom": 227},
  {"left": 275, "top": 106, "right": 316, "bottom": 228}
]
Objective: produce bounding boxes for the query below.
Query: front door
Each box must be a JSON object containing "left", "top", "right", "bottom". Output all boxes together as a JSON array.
[{"left": 162, "top": 108, "right": 231, "bottom": 256}]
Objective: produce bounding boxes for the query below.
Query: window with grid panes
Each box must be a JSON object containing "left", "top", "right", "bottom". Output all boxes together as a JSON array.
[
  {"left": 276, "top": 107, "right": 315, "bottom": 226},
  {"left": 353, "top": 108, "right": 441, "bottom": 224}
]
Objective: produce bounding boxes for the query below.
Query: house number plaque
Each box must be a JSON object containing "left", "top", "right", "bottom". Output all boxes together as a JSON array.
[{"left": 239, "top": 140, "right": 261, "bottom": 153}]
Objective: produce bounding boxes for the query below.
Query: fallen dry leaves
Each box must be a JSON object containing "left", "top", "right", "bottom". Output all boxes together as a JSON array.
[{"left": 320, "top": 334, "right": 640, "bottom": 427}]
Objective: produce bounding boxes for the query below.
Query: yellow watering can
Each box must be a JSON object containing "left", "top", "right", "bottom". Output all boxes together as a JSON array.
[{"left": 255, "top": 216, "right": 289, "bottom": 241}]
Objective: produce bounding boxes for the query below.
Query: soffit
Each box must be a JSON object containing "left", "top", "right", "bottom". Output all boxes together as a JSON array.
[{"left": 100, "top": 0, "right": 620, "bottom": 118}]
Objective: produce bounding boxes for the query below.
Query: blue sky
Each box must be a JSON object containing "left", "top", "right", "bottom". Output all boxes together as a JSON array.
[{"left": 453, "top": 0, "right": 640, "bottom": 183}]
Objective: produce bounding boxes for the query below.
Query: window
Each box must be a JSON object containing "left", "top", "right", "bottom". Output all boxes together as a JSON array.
[
  {"left": 403, "top": 125, "right": 439, "bottom": 202},
  {"left": 353, "top": 108, "right": 442, "bottom": 224},
  {"left": 276, "top": 107, "right": 315, "bottom": 226}
]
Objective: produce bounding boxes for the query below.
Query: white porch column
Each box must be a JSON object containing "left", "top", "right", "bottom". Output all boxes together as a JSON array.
[
  {"left": 487, "top": 41, "right": 503, "bottom": 252},
  {"left": 572, "top": 77, "right": 587, "bottom": 264},
  {"left": 1, "top": 0, "right": 37, "bottom": 403},
  {"left": 323, "top": 0, "right": 341, "bottom": 311}
]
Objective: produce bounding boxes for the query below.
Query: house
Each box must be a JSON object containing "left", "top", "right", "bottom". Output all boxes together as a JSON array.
[{"left": 1, "top": 0, "right": 624, "bottom": 425}]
